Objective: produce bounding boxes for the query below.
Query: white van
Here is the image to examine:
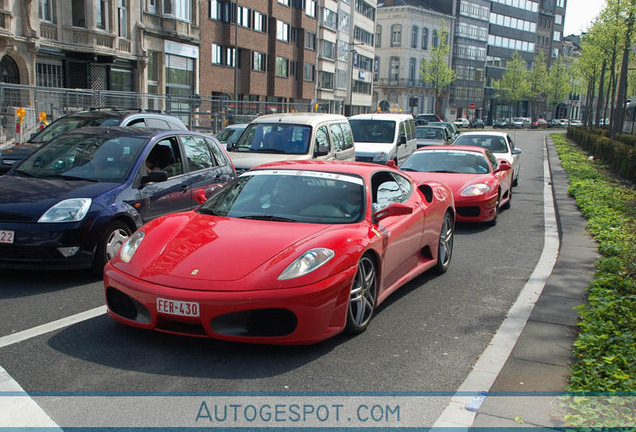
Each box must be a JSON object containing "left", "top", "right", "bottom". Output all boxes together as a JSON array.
[
  {"left": 228, "top": 113, "right": 355, "bottom": 173},
  {"left": 348, "top": 114, "right": 417, "bottom": 165}
]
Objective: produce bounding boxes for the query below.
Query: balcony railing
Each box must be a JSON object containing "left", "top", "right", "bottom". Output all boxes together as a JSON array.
[
  {"left": 374, "top": 78, "right": 432, "bottom": 89},
  {"left": 40, "top": 23, "right": 58, "bottom": 40}
]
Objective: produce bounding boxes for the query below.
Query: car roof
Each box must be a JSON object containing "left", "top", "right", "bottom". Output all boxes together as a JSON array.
[
  {"left": 455, "top": 131, "right": 509, "bottom": 137},
  {"left": 249, "top": 160, "right": 398, "bottom": 177},
  {"left": 414, "top": 145, "right": 488, "bottom": 154},
  {"left": 250, "top": 113, "right": 348, "bottom": 126},
  {"left": 349, "top": 113, "right": 415, "bottom": 120},
  {"left": 56, "top": 126, "right": 205, "bottom": 139}
]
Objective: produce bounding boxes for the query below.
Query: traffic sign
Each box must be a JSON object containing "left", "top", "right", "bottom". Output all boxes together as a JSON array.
[{"left": 469, "top": 103, "right": 476, "bottom": 110}]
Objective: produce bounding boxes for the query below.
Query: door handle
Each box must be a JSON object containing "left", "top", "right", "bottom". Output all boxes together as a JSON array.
[{"left": 180, "top": 184, "right": 189, "bottom": 193}]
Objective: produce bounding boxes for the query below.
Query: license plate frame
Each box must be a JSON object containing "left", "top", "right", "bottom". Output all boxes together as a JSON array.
[{"left": 156, "top": 298, "right": 200, "bottom": 317}]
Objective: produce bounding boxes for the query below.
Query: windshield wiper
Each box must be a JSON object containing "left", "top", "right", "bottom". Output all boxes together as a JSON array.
[
  {"left": 239, "top": 215, "right": 298, "bottom": 222},
  {"left": 57, "top": 175, "right": 100, "bottom": 182},
  {"left": 198, "top": 208, "right": 220, "bottom": 216},
  {"left": 400, "top": 168, "right": 419, "bottom": 172},
  {"left": 12, "top": 170, "right": 41, "bottom": 178}
]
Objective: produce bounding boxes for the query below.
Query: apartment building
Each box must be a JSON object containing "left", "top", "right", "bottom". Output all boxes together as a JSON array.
[
  {"left": 451, "top": 0, "right": 489, "bottom": 120},
  {"left": 200, "top": 0, "right": 318, "bottom": 111},
  {"left": 374, "top": 0, "right": 455, "bottom": 117}
]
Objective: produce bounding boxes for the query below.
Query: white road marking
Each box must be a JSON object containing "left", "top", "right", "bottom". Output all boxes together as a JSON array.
[
  {"left": 433, "top": 136, "right": 560, "bottom": 428},
  {"left": 0, "top": 306, "right": 106, "bottom": 349}
]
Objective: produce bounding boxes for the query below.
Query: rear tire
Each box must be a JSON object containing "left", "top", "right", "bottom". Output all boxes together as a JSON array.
[{"left": 92, "top": 221, "right": 132, "bottom": 275}]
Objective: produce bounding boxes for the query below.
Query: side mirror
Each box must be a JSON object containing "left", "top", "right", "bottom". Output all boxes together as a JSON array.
[
  {"left": 314, "top": 142, "right": 330, "bottom": 157},
  {"left": 494, "top": 162, "right": 512, "bottom": 173},
  {"left": 399, "top": 135, "right": 407, "bottom": 145},
  {"left": 194, "top": 189, "right": 207, "bottom": 204},
  {"left": 373, "top": 202, "right": 413, "bottom": 222},
  {"left": 512, "top": 148, "right": 522, "bottom": 155},
  {"left": 142, "top": 170, "right": 168, "bottom": 184},
  {"left": 386, "top": 160, "right": 398, "bottom": 169}
]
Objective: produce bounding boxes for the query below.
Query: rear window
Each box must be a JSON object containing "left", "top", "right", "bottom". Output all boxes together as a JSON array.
[{"left": 349, "top": 120, "right": 396, "bottom": 144}]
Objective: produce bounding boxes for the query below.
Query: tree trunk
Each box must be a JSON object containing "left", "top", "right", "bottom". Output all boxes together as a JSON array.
[
  {"left": 596, "top": 59, "right": 607, "bottom": 126},
  {"left": 612, "top": 4, "right": 635, "bottom": 136}
]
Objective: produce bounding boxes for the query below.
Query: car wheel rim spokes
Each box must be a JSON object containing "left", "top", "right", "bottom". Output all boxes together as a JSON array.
[
  {"left": 439, "top": 216, "right": 453, "bottom": 266},
  {"left": 350, "top": 257, "right": 376, "bottom": 327},
  {"left": 106, "top": 229, "right": 129, "bottom": 260}
]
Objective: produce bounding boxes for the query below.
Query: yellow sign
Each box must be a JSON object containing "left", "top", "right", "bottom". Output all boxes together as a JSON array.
[
  {"left": 39, "top": 111, "right": 47, "bottom": 122},
  {"left": 16, "top": 107, "right": 26, "bottom": 119}
]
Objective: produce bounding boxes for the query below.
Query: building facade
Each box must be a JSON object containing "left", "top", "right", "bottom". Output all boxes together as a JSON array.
[{"left": 374, "top": 1, "right": 455, "bottom": 117}]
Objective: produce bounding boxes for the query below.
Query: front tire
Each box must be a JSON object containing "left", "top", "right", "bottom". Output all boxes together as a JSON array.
[
  {"left": 345, "top": 255, "right": 377, "bottom": 334},
  {"left": 93, "top": 221, "right": 132, "bottom": 274},
  {"left": 435, "top": 211, "right": 454, "bottom": 274}
]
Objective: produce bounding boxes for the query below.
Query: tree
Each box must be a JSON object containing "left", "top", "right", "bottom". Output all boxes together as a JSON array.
[
  {"left": 547, "top": 56, "right": 570, "bottom": 116},
  {"left": 493, "top": 51, "right": 530, "bottom": 116},
  {"left": 420, "top": 20, "right": 456, "bottom": 118},
  {"left": 527, "top": 50, "right": 548, "bottom": 118}
]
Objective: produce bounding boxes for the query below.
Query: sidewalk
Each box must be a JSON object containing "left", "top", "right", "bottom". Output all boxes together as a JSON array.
[{"left": 471, "top": 135, "right": 599, "bottom": 428}]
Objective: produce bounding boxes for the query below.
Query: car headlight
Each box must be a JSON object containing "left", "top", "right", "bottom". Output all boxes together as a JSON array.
[
  {"left": 278, "top": 248, "right": 335, "bottom": 280},
  {"left": 373, "top": 152, "right": 388, "bottom": 162},
  {"left": 119, "top": 231, "right": 145, "bottom": 263},
  {"left": 38, "top": 198, "right": 92, "bottom": 223},
  {"left": 461, "top": 184, "right": 491, "bottom": 196}
]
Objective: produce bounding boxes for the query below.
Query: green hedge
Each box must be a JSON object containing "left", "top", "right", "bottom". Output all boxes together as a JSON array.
[
  {"left": 566, "top": 127, "right": 636, "bottom": 182},
  {"left": 552, "top": 134, "right": 636, "bottom": 394}
]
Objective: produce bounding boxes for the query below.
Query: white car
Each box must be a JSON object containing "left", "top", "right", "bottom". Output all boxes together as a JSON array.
[
  {"left": 453, "top": 118, "right": 470, "bottom": 128},
  {"left": 513, "top": 117, "right": 531, "bottom": 129},
  {"left": 451, "top": 131, "right": 522, "bottom": 186}
]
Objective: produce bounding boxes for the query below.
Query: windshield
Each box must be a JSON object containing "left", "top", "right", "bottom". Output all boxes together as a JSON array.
[
  {"left": 401, "top": 150, "right": 490, "bottom": 174},
  {"left": 453, "top": 135, "right": 509, "bottom": 153},
  {"left": 416, "top": 127, "right": 444, "bottom": 140},
  {"left": 231, "top": 123, "right": 311, "bottom": 154},
  {"left": 349, "top": 120, "right": 396, "bottom": 143},
  {"left": 198, "top": 170, "right": 365, "bottom": 224},
  {"left": 28, "top": 115, "right": 121, "bottom": 144},
  {"left": 216, "top": 127, "right": 238, "bottom": 143},
  {"left": 15, "top": 132, "right": 147, "bottom": 182}
]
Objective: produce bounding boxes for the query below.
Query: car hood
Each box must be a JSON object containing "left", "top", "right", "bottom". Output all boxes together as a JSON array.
[
  {"left": 0, "top": 175, "right": 118, "bottom": 218},
  {"left": 407, "top": 171, "right": 493, "bottom": 195},
  {"left": 354, "top": 142, "right": 395, "bottom": 155},
  {"left": 131, "top": 212, "right": 334, "bottom": 289},
  {"left": 1, "top": 143, "right": 42, "bottom": 159},
  {"left": 227, "top": 152, "right": 311, "bottom": 170}
]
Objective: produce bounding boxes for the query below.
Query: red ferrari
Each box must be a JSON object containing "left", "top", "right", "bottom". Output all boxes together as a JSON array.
[
  {"left": 400, "top": 145, "right": 512, "bottom": 225},
  {"left": 104, "top": 160, "right": 455, "bottom": 345}
]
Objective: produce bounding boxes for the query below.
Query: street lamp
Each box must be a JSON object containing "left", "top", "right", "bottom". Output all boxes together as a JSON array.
[{"left": 348, "top": 42, "right": 364, "bottom": 117}]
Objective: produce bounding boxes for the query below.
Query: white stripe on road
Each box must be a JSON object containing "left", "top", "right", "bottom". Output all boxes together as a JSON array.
[
  {"left": 0, "top": 306, "right": 106, "bottom": 349},
  {"left": 433, "top": 136, "right": 560, "bottom": 429}
]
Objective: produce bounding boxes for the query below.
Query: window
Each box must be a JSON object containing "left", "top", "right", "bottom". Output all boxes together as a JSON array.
[
  {"left": 305, "top": 31, "right": 316, "bottom": 50},
  {"left": 226, "top": 47, "right": 236, "bottom": 67},
  {"left": 212, "top": 44, "right": 222, "bottom": 65},
  {"left": 339, "top": 11, "right": 351, "bottom": 34},
  {"left": 330, "top": 124, "right": 345, "bottom": 152},
  {"left": 277, "top": 20, "right": 289, "bottom": 42},
  {"left": 322, "top": 8, "right": 337, "bottom": 30},
  {"left": 315, "top": 126, "right": 331, "bottom": 151},
  {"left": 432, "top": 29, "right": 439, "bottom": 48},
  {"left": 320, "top": 71, "right": 334, "bottom": 89},
  {"left": 390, "top": 56, "right": 399, "bottom": 80},
  {"left": 118, "top": 0, "right": 128, "bottom": 38},
  {"left": 321, "top": 40, "right": 335, "bottom": 60},
  {"left": 148, "top": 0, "right": 157, "bottom": 14},
  {"left": 354, "top": 27, "right": 374, "bottom": 45},
  {"left": 254, "top": 11, "right": 266, "bottom": 32},
  {"left": 253, "top": 51, "right": 266, "bottom": 71},
  {"left": 555, "top": 14, "right": 562, "bottom": 25},
  {"left": 409, "top": 57, "right": 416, "bottom": 81},
  {"left": 276, "top": 57, "right": 289, "bottom": 77},
  {"left": 97, "top": 0, "right": 109, "bottom": 30},
  {"left": 306, "top": 0, "right": 316, "bottom": 17},
  {"left": 37, "top": 62, "right": 63, "bottom": 87},
  {"left": 182, "top": 136, "right": 216, "bottom": 171},
  {"left": 72, "top": 0, "right": 86, "bottom": 27},
  {"left": 422, "top": 27, "right": 428, "bottom": 49},
  {"left": 411, "top": 26, "right": 419, "bottom": 48},
  {"left": 165, "top": 0, "right": 191, "bottom": 21},
  {"left": 111, "top": 68, "right": 133, "bottom": 91},
  {"left": 39, "top": 0, "right": 56, "bottom": 22},
  {"left": 304, "top": 63, "right": 315, "bottom": 82},
  {"left": 553, "top": 31, "right": 561, "bottom": 41},
  {"left": 375, "top": 25, "right": 382, "bottom": 48},
  {"left": 391, "top": 24, "right": 402, "bottom": 47},
  {"left": 237, "top": 5, "right": 250, "bottom": 27},
  {"left": 355, "top": 0, "right": 375, "bottom": 20},
  {"left": 278, "top": 0, "right": 290, "bottom": 5}
]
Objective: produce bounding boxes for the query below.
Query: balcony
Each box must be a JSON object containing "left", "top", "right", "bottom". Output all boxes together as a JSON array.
[{"left": 40, "top": 23, "right": 58, "bottom": 40}]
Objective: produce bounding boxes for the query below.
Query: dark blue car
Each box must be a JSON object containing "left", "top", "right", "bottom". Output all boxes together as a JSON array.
[{"left": 0, "top": 127, "right": 235, "bottom": 272}]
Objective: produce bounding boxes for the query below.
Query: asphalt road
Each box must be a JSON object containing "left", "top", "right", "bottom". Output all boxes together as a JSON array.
[{"left": 0, "top": 129, "right": 549, "bottom": 426}]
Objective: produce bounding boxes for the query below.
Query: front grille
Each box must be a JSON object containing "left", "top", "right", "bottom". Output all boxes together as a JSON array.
[
  {"left": 456, "top": 206, "right": 480, "bottom": 217},
  {"left": 0, "top": 212, "right": 35, "bottom": 222},
  {"left": 356, "top": 156, "right": 374, "bottom": 163},
  {"left": 0, "top": 245, "right": 60, "bottom": 259}
]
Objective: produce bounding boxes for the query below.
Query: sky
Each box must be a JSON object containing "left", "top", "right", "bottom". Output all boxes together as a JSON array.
[{"left": 564, "top": 0, "right": 606, "bottom": 35}]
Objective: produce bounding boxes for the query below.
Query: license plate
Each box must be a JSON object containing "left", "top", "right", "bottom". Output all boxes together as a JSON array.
[
  {"left": 157, "top": 298, "right": 200, "bottom": 317},
  {"left": 0, "top": 230, "right": 14, "bottom": 244}
]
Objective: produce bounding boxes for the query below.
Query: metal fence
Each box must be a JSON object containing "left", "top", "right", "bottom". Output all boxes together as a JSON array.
[{"left": 0, "top": 83, "right": 318, "bottom": 145}]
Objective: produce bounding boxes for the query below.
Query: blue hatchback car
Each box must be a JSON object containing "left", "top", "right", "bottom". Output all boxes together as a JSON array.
[{"left": 0, "top": 127, "right": 235, "bottom": 272}]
